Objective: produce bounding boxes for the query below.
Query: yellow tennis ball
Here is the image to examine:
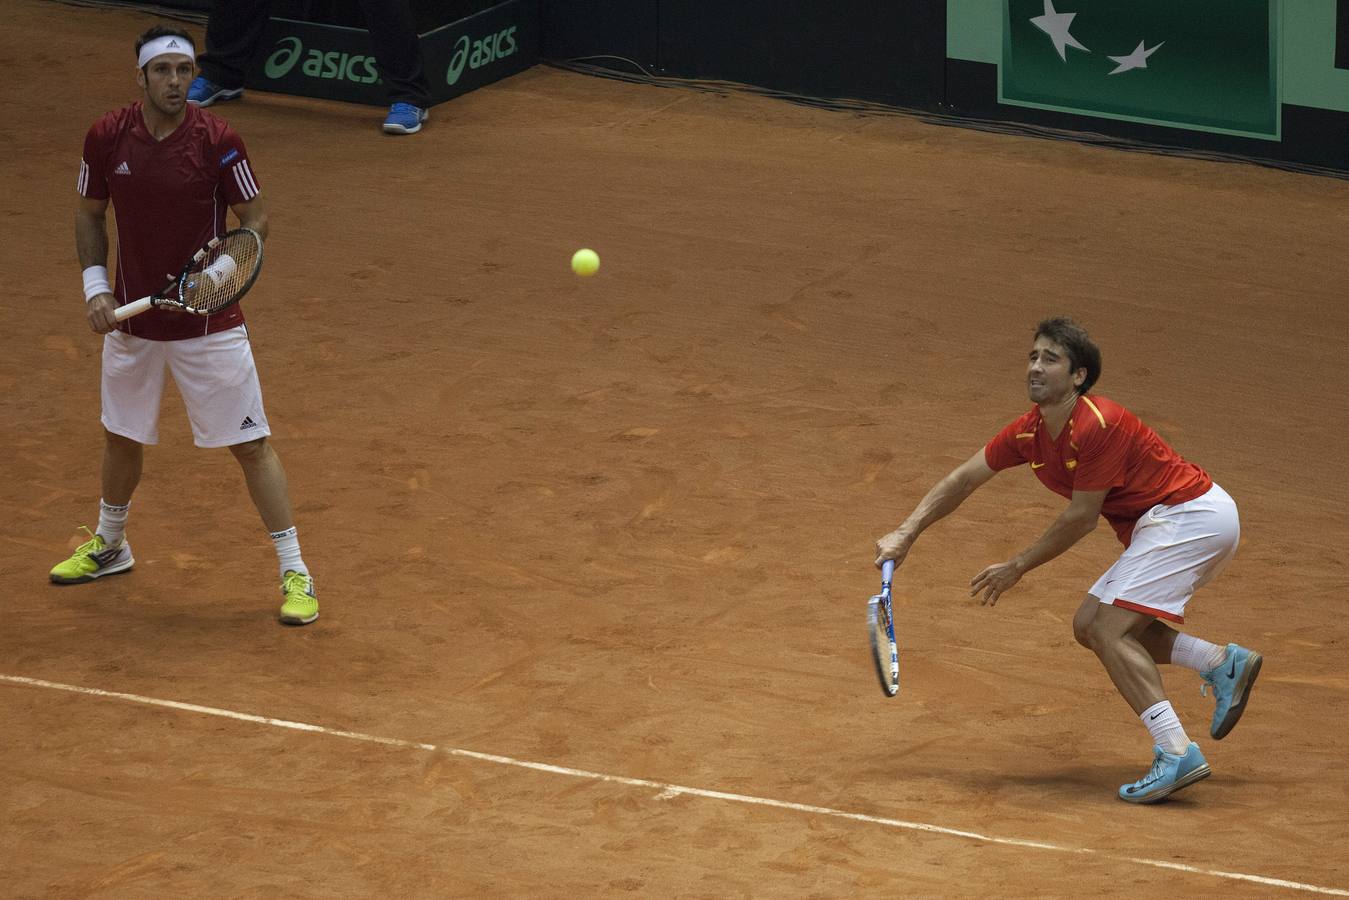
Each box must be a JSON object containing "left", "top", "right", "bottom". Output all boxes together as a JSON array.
[{"left": 571, "top": 248, "right": 600, "bottom": 277}]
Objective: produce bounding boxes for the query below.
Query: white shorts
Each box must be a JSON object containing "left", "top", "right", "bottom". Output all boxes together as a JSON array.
[
  {"left": 101, "top": 327, "right": 270, "bottom": 448},
  {"left": 1089, "top": 483, "right": 1239, "bottom": 624}
]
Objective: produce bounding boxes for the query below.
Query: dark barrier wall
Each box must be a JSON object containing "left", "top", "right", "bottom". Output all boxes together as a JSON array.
[
  {"left": 135, "top": 0, "right": 1349, "bottom": 172},
  {"left": 543, "top": 0, "right": 1349, "bottom": 174},
  {"left": 267, "top": 0, "right": 504, "bottom": 33},
  {"left": 656, "top": 2, "right": 944, "bottom": 108},
  {"left": 543, "top": 1, "right": 944, "bottom": 108},
  {"left": 105, "top": 0, "right": 503, "bottom": 33},
  {"left": 541, "top": 0, "right": 658, "bottom": 71},
  {"left": 1339, "top": 0, "right": 1349, "bottom": 70},
  {"left": 241, "top": 0, "right": 538, "bottom": 105},
  {"left": 114, "top": 0, "right": 537, "bottom": 107}
]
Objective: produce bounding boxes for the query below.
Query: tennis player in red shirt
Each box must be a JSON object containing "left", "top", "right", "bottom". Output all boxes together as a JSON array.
[
  {"left": 874, "top": 317, "right": 1260, "bottom": 803},
  {"left": 51, "top": 25, "right": 319, "bottom": 626}
]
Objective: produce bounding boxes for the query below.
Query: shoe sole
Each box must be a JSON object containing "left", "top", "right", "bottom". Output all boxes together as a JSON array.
[
  {"left": 190, "top": 88, "right": 244, "bottom": 108},
  {"left": 1212, "top": 652, "right": 1262, "bottom": 740},
  {"left": 279, "top": 610, "right": 319, "bottom": 626},
  {"left": 49, "top": 556, "right": 135, "bottom": 584},
  {"left": 382, "top": 122, "right": 423, "bottom": 134},
  {"left": 1120, "top": 763, "right": 1212, "bottom": 805}
]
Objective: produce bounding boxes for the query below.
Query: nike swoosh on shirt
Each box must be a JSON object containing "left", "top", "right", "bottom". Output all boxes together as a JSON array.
[{"left": 1030, "top": 462, "right": 1046, "bottom": 469}]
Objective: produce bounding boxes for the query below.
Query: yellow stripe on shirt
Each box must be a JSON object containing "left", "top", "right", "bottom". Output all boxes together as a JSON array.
[{"left": 1081, "top": 396, "right": 1107, "bottom": 428}]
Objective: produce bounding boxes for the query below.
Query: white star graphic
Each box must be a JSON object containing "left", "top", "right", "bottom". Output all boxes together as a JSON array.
[
  {"left": 1030, "top": 0, "right": 1090, "bottom": 62},
  {"left": 1107, "top": 40, "right": 1164, "bottom": 75}
]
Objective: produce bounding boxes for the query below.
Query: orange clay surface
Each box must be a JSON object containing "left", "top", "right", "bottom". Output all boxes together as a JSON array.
[{"left": 2, "top": 2, "right": 1348, "bottom": 897}]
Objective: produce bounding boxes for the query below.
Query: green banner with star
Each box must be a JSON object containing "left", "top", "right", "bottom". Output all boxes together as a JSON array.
[{"left": 1001, "top": 0, "right": 1279, "bottom": 138}]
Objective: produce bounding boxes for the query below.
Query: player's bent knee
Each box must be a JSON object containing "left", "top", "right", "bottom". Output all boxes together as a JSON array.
[{"left": 1072, "top": 597, "right": 1099, "bottom": 648}]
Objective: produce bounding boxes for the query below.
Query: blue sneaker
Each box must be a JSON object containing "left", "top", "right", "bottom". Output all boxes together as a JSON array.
[
  {"left": 1201, "top": 643, "right": 1262, "bottom": 740},
  {"left": 187, "top": 76, "right": 243, "bottom": 107},
  {"left": 382, "top": 102, "right": 429, "bottom": 134},
  {"left": 1118, "top": 743, "right": 1211, "bottom": 804}
]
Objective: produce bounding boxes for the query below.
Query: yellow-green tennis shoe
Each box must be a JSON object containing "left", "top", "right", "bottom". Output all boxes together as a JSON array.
[
  {"left": 50, "top": 527, "right": 134, "bottom": 584},
  {"left": 279, "top": 570, "right": 318, "bottom": 625}
]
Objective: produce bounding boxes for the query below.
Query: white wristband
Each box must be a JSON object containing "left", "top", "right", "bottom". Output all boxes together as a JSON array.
[{"left": 82, "top": 265, "right": 111, "bottom": 303}]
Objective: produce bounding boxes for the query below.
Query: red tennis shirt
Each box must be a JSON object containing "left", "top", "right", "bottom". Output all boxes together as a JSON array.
[
  {"left": 78, "top": 101, "right": 259, "bottom": 341},
  {"left": 984, "top": 395, "right": 1212, "bottom": 546}
]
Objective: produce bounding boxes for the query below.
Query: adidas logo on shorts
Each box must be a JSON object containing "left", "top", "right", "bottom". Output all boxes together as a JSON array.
[{"left": 239, "top": 416, "right": 258, "bottom": 430}]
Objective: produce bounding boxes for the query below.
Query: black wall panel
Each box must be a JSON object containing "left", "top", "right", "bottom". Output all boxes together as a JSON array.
[
  {"left": 655, "top": 1, "right": 944, "bottom": 107},
  {"left": 541, "top": 0, "right": 659, "bottom": 71}
]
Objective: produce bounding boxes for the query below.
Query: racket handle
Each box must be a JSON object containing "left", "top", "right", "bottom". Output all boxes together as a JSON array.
[
  {"left": 881, "top": 559, "right": 895, "bottom": 584},
  {"left": 114, "top": 296, "right": 154, "bottom": 321}
]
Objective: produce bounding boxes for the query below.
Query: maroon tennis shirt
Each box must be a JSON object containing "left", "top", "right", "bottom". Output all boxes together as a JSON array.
[{"left": 78, "top": 101, "right": 259, "bottom": 340}]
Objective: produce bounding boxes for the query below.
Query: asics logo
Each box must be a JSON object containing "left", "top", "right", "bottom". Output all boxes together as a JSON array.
[
  {"left": 264, "top": 36, "right": 379, "bottom": 84},
  {"left": 446, "top": 26, "right": 519, "bottom": 86}
]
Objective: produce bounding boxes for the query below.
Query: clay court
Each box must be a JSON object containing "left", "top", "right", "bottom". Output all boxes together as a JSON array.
[{"left": 3, "top": 2, "right": 1349, "bottom": 896}]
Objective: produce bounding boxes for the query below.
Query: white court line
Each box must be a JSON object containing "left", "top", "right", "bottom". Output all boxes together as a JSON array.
[{"left": 3, "top": 672, "right": 1345, "bottom": 897}]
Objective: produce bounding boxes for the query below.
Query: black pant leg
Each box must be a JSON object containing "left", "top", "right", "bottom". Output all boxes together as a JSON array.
[
  {"left": 198, "top": 0, "right": 274, "bottom": 88},
  {"left": 355, "top": 0, "right": 431, "bottom": 107}
]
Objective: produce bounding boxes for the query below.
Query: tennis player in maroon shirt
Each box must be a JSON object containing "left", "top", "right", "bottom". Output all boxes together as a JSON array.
[
  {"left": 874, "top": 318, "right": 1261, "bottom": 803},
  {"left": 52, "top": 25, "right": 318, "bottom": 626}
]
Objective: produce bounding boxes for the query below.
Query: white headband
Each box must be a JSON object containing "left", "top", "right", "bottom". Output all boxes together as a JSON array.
[{"left": 138, "top": 35, "right": 195, "bottom": 68}]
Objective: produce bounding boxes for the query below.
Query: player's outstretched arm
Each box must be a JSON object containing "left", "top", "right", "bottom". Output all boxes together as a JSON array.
[
  {"left": 874, "top": 449, "right": 997, "bottom": 569},
  {"left": 969, "top": 487, "right": 1106, "bottom": 606}
]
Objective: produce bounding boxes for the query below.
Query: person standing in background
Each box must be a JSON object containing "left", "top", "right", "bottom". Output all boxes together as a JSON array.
[{"left": 189, "top": 0, "right": 433, "bottom": 134}]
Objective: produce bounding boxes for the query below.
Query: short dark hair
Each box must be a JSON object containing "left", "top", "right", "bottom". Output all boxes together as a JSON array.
[
  {"left": 1034, "top": 316, "right": 1101, "bottom": 395},
  {"left": 135, "top": 25, "right": 195, "bottom": 65}
]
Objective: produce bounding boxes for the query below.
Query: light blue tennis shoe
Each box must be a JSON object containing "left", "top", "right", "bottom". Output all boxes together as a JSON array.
[
  {"left": 1118, "top": 743, "right": 1211, "bottom": 804},
  {"left": 1201, "top": 643, "right": 1263, "bottom": 740}
]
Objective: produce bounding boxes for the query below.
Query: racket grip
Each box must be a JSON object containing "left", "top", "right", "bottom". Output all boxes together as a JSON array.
[
  {"left": 881, "top": 559, "right": 895, "bottom": 583},
  {"left": 114, "top": 296, "right": 153, "bottom": 321}
]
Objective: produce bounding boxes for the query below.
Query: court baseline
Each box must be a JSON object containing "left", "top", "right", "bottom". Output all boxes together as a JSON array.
[{"left": 3, "top": 672, "right": 1344, "bottom": 897}]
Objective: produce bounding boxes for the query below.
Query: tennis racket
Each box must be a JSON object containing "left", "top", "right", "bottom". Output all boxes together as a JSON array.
[
  {"left": 867, "top": 559, "right": 899, "bottom": 697},
  {"left": 114, "top": 228, "right": 263, "bottom": 321}
]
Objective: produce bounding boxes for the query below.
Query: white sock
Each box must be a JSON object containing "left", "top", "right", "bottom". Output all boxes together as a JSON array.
[
  {"left": 1140, "top": 700, "right": 1191, "bottom": 755},
  {"left": 270, "top": 526, "right": 307, "bottom": 581},
  {"left": 1172, "top": 634, "right": 1227, "bottom": 672},
  {"left": 97, "top": 499, "right": 130, "bottom": 547}
]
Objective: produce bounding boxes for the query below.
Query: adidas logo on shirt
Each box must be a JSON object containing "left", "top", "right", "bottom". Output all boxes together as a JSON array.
[
  {"left": 240, "top": 416, "right": 259, "bottom": 430},
  {"left": 114, "top": 161, "right": 131, "bottom": 175}
]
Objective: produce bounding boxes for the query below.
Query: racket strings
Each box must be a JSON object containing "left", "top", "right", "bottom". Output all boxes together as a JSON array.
[
  {"left": 870, "top": 592, "right": 899, "bottom": 696},
  {"left": 180, "top": 232, "right": 261, "bottom": 313}
]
